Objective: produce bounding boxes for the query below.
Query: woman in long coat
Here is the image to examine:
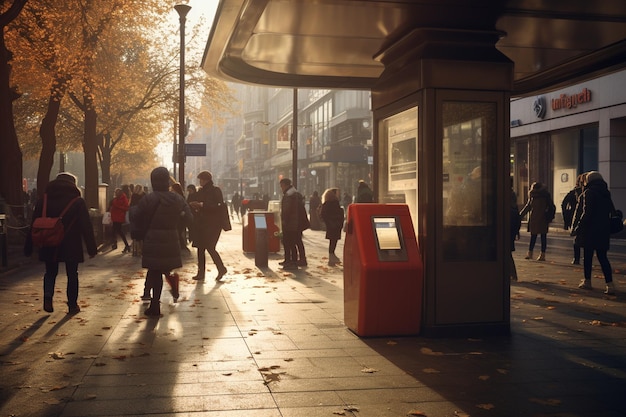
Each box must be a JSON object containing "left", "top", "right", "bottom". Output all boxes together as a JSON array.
[
  {"left": 319, "top": 188, "right": 344, "bottom": 266},
  {"left": 24, "top": 172, "right": 97, "bottom": 315},
  {"left": 571, "top": 171, "right": 615, "bottom": 294},
  {"left": 519, "top": 182, "right": 551, "bottom": 261},
  {"left": 132, "top": 167, "right": 193, "bottom": 316},
  {"left": 188, "top": 170, "right": 227, "bottom": 281}
]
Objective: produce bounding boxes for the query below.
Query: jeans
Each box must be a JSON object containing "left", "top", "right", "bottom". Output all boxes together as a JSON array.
[
  {"left": 44, "top": 261, "right": 79, "bottom": 306},
  {"left": 583, "top": 247, "right": 612, "bottom": 283},
  {"left": 528, "top": 233, "right": 547, "bottom": 252}
]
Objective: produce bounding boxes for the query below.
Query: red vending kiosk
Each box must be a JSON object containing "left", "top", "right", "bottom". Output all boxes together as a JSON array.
[
  {"left": 242, "top": 211, "right": 281, "bottom": 253},
  {"left": 343, "top": 204, "right": 423, "bottom": 336}
]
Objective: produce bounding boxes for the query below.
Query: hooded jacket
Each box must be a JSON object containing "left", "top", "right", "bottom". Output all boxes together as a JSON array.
[
  {"left": 132, "top": 167, "right": 193, "bottom": 271},
  {"left": 572, "top": 178, "right": 612, "bottom": 251}
]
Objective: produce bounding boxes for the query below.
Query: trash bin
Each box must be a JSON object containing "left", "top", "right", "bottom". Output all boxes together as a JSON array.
[{"left": 343, "top": 203, "right": 423, "bottom": 336}]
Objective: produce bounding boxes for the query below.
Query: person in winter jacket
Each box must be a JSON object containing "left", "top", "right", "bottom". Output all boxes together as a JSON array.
[
  {"left": 110, "top": 188, "right": 131, "bottom": 253},
  {"left": 320, "top": 188, "right": 344, "bottom": 266},
  {"left": 571, "top": 171, "right": 616, "bottom": 295},
  {"left": 131, "top": 167, "right": 193, "bottom": 316},
  {"left": 519, "top": 181, "right": 553, "bottom": 261},
  {"left": 24, "top": 172, "right": 97, "bottom": 315},
  {"left": 561, "top": 173, "right": 586, "bottom": 264},
  {"left": 279, "top": 178, "right": 306, "bottom": 270},
  {"left": 188, "top": 170, "right": 227, "bottom": 281}
]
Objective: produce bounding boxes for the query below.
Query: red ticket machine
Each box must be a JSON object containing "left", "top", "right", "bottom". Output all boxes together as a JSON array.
[
  {"left": 344, "top": 204, "right": 423, "bottom": 336},
  {"left": 243, "top": 211, "right": 281, "bottom": 253}
]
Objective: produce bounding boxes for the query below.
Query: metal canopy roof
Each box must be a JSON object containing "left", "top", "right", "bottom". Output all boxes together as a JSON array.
[{"left": 201, "top": 0, "right": 626, "bottom": 96}]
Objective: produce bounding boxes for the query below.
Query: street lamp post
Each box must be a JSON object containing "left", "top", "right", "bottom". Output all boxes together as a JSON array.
[
  {"left": 292, "top": 88, "right": 298, "bottom": 189},
  {"left": 175, "top": 3, "right": 191, "bottom": 188}
]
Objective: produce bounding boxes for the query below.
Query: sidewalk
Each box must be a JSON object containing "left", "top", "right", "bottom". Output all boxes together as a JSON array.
[{"left": 1, "top": 221, "right": 625, "bottom": 417}]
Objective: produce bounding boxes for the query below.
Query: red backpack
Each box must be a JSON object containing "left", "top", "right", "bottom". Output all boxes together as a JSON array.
[{"left": 31, "top": 194, "right": 80, "bottom": 247}]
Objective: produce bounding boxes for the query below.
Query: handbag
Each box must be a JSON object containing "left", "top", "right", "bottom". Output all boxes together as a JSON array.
[
  {"left": 31, "top": 195, "right": 80, "bottom": 247},
  {"left": 610, "top": 209, "right": 623, "bottom": 234},
  {"left": 220, "top": 203, "right": 232, "bottom": 231},
  {"left": 102, "top": 211, "right": 112, "bottom": 225}
]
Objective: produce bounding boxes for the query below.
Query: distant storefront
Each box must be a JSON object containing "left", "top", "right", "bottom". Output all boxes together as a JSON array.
[{"left": 510, "top": 70, "right": 626, "bottom": 221}]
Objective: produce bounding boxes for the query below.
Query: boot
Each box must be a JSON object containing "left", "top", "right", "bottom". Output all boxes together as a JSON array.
[
  {"left": 524, "top": 251, "right": 533, "bottom": 260},
  {"left": 165, "top": 272, "right": 180, "bottom": 301},
  {"left": 536, "top": 252, "right": 546, "bottom": 261},
  {"left": 144, "top": 300, "right": 161, "bottom": 317},
  {"left": 605, "top": 282, "right": 616, "bottom": 295},
  {"left": 578, "top": 279, "right": 592, "bottom": 290}
]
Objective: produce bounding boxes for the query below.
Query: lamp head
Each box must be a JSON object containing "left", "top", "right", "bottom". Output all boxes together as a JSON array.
[{"left": 174, "top": 4, "right": 191, "bottom": 18}]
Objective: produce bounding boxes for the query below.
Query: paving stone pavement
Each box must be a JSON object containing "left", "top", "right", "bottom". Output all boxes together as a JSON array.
[{"left": 1, "top": 221, "right": 625, "bottom": 417}]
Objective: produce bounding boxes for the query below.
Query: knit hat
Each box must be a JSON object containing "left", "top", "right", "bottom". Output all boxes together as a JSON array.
[
  {"left": 56, "top": 172, "right": 77, "bottom": 184},
  {"left": 585, "top": 171, "right": 603, "bottom": 184},
  {"left": 150, "top": 167, "right": 171, "bottom": 191},
  {"left": 197, "top": 170, "right": 213, "bottom": 181}
]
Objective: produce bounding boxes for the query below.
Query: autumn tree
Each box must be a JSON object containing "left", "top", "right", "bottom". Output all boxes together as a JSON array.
[{"left": 9, "top": 1, "right": 236, "bottom": 209}]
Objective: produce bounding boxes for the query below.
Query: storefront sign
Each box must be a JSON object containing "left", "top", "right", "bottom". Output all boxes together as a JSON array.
[{"left": 551, "top": 88, "right": 592, "bottom": 111}]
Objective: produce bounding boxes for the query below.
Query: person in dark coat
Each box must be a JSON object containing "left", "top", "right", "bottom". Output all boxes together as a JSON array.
[
  {"left": 571, "top": 171, "right": 616, "bottom": 295},
  {"left": 279, "top": 178, "right": 305, "bottom": 270},
  {"left": 519, "top": 181, "right": 552, "bottom": 261},
  {"left": 561, "top": 173, "right": 585, "bottom": 264},
  {"left": 24, "top": 172, "right": 97, "bottom": 315},
  {"left": 188, "top": 170, "right": 228, "bottom": 281},
  {"left": 355, "top": 180, "right": 374, "bottom": 203},
  {"left": 308, "top": 191, "right": 322, "bottom": 230},
  {"left": 320, "top": 188, "right": 344, "bottom": 266},
  {"left": 132, "top": 167, "right": 193, "bottom": 316}
]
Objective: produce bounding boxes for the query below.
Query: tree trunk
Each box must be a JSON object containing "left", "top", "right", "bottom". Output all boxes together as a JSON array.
[
  {"left": 0, "top": 13, "right": 25, "bottom": 214},
  {"left": 36, "top": 95, "right": 61, "bottom": 199},
  {"left": 83, "top": 104, "right": 99, "bottom": 210}
]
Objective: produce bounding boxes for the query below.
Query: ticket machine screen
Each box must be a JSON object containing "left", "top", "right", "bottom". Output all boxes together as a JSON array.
[
  {"left": 372, "top": 216, "right": 407, "bottom": 261},
  {"left": 254, "top": 214, "right": 267, "bottom": 229}
]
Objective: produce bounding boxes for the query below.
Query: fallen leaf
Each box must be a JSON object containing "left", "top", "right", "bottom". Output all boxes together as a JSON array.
[
  {"left": 361, "top": 367, "right": 378, "bottom": 373},
  {"left": 420, "top": 347, "right": 443, "bottom": 356},
  {"left": 407, "top": 410, "right": 427, "bottom": 416},
  {"left": 477, "top": 403, "right": 495, "bottom": 410},
  {"left": 478, "top": 375, "right": 490, "bottom": 380},
  {"left": 423, "top": 368, "right": 439, "bottom": 374}
]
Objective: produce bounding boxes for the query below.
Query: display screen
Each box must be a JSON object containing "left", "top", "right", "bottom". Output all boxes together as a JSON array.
[
  {"left": 254, "top": 214, "right": 267, "bottom": 229},
  {"left": 373, "top": 217, "right": 402, "bottom": 250}
]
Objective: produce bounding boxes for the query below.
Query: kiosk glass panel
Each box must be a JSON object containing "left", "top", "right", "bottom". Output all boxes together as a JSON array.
[{"left": 441, "top": 101, "right": 497, "bottom": 261}]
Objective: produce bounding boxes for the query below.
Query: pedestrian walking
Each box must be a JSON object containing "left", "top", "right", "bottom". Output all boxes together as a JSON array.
[
  {"left": 519, "top": 181, "right": 554, "bottom": 261},
  {"left": 571, "top": 171, "right": 617, "bottom": 295},
  {"left": 561, "top": 173, "right": 585, "bottom": 264},
  {"left": 24, "top": 172, "right": 97, "bottom": 315},
  {"left": 188, "top": 171, "right": 228, "bottom": 281},
  {"left": 110, "top": 188, "right": 131, "bottom": 253},
  {"left": 131, "top": 167, "right": 193, "bottom": 316},
  {"left": 320, "top": 188, "right": 344, "bottom": 266}
]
